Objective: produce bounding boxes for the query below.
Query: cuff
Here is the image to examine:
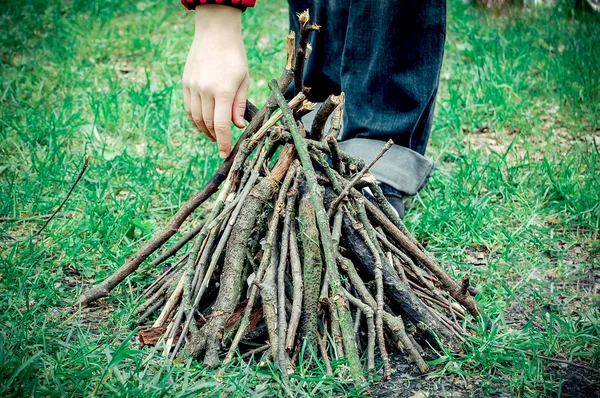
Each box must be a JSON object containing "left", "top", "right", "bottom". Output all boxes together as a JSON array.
[{"left": 338, "top": 138, "right": 435, "bottom": 196}]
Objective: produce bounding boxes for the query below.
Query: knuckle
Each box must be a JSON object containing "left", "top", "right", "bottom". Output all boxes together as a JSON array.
[
  {"left": 196, "top": 81, "right": 215, "bottom": 94},
  {"left": 213, "top": 122, "right": 230, "bottom": 133},
  {"left": 213, "top": 88, "right": 234, "bottom": 99}
]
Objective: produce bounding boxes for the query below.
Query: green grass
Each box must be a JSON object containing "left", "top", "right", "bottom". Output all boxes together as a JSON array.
[{"left": 1, "top": 0, "right": 599, "bottom": 396}]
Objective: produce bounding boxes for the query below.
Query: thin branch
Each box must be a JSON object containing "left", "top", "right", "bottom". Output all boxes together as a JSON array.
[
  {"left": 36, "top": 156, "right": 88, "bottom": 237},
  {"left": 269, "top": 79, "right": 365, "bottom": 385},
  {"left": 490, "top": 343, "right": 599, "bottom": 374},
  {"left": 293, "top": 10, "right": 320, "bottom": 95},
  {"left": 328, "top": 139, "right": 393, "bottom": 218}
]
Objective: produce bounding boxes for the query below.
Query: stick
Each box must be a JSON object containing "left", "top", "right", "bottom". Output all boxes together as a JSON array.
[
  {"left": 261, "top": 30, "right": 296, "bottom": 125},
  {"left": 319, "top": 207, "right": 344, "bottom": 301},
  {"left": 261, "top": 242, "right": 282, "bottom": 363},
  {"left": 338, "top": 255, "right": 429, "bottom": 373},
  {"left": 36, "top": 156, "right": 88, "bottom": 237},
  {"left": 342, "top": 288, "right": 375, "bottom": 370},
  {"left": 362, "top": 197, "right": 482, "bottom": 318},
  {"left": 242, "top": 344, "right": 270, "bottom": 360},
  {"left": 0, "top": 211, "right": 75, "bottom": 223},
  {"left": 353, "top": 308, "right": 362, "bottom": 337},
  {"left": 293, "top": 10, "right": 319, "bottom": 95},
  {"left": 285, "top": 199, "right": 304, "bottom": 350},
  {"left": 345, "top": 203, "right": 391, "bottom": 379},
  {"left": 171, "top": 148, "right": 271, "bottom": 360},
  {"left": 326, "top": 93, "right": 344, "bottom": 139},
  {"left": 147, "top": 222, "right": 205, "bottom": 269},
  {"left": 269, "top": 79, "right": 365, "bottom": 385},
  {"left": 278, "top": 167, "right": 300, "bottom": 362},
  {"left": 491, "top": 344, "right": 599, "bottom": 374},
  {"left": 328, "top": 139, "right": 393, "bottom": 218},
  {"left": 318, "top": 331, "right": 333, "bottom": 376},
  {"left": 77, "top": 66, "right": 302, "bottom": 306},
  {"left": 78, "top": 135, "right": 247, "bottom": 306},
  {"left": 309, "top": 94, "right": 341, "bottom": 140},
  {"left": 135, "top": 297, "right": 165, "bottom": 326},
  {"left": 326, "top": 135, "right": 344, "bottom": 175},
  {"left": 224, "top": 158, "right": 298, "bottom": 363},
  {"left": 249, "top": 93, "right": 306, "bottom": 147},
  {"left": 153, "top": 275, "right": 184, "bottom": 328}
]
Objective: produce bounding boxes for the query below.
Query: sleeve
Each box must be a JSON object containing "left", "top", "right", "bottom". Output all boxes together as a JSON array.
[{"left": 181, "top": 0, "right": 257, "bottom": 11}]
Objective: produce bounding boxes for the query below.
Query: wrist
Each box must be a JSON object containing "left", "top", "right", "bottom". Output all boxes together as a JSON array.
[{"left": 194, "top": 4, "right": 242, "bottom": 35}]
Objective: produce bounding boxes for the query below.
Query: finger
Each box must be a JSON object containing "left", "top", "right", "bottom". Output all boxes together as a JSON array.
[
  {"left": 184, "top": 87, "right": 193, "bottom": 124},
  {"left": 201, "top": 95, "right": 216, "bottom": 140},
  {"left": 232, "top": 75, "right": 250, "bottom": 129},
  {"left": 213, "top": 96, "right": 234, "bottom": 159},
  {"left": 191, "top": 93, "right": 215, "bottom": 142}
]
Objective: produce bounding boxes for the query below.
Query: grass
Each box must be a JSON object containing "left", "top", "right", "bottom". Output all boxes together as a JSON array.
[{"left": 0, "top": 0, "right": 598, "bottom": 396}]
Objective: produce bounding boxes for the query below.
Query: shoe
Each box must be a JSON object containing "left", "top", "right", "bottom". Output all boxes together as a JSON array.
[{"left": 378, "top": 182, "right": 406, "bottom": 219}]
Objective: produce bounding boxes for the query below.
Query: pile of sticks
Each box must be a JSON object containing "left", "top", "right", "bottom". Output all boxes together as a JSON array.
[{"left": 78, "top": 11, "right": 481, "bottom": 384}]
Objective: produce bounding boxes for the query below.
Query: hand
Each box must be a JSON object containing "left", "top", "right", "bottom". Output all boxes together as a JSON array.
[{"left": 182, "top": 5, "right": 250, "bottom": 159}]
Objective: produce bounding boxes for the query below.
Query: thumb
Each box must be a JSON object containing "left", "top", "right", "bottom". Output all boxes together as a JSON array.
[{"left": 232, "top": 75, "right": 250, "bottom": 129}]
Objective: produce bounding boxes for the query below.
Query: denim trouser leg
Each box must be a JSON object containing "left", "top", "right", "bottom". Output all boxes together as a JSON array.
[{"left": 287, "top": 0, "right": 445, "bottom": 196}]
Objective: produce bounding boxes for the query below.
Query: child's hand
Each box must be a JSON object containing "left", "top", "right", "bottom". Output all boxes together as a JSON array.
[{"left": 182, "top": 5, "right": 249, "bottom": 159}]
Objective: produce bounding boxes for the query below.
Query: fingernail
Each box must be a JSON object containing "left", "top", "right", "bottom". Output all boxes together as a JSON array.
[{"left": 219, "top": 151, "right": 227, "bottom": 159}]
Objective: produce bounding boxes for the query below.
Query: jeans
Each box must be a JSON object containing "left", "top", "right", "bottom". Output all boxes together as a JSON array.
[{"left": 287, "top": 0, "right": 446, "bottom": 197}]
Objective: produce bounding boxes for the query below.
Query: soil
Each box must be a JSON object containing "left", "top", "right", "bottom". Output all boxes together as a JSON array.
[
  {"left": 370, "top": 352, "right": 600, "bottom": 397},
  {"left": 370, "top": 353, "right": 486, "bottom": 398}
]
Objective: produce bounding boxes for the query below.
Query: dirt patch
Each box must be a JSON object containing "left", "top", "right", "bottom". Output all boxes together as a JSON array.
[
  {"left": 548, "top": 364, "right": 600, "bottom": 398},
  {"left": 370, "top": 353, "right": 485, "bottom": 398}
]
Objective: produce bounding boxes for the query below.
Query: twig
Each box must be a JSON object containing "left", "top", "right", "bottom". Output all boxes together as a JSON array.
[
  {"left": 78, "top": 135, "right": 248, "bottom": 306},
  {"left": 242, "top": 344, "right": 271, "bottom": 360},
  {"left": 490, "top": 343, "right": 599, "bottom": 374},
  {"left": 318, "top": 331, "right": 333, "bottom": 376},
  {"left": 293, "top": 10, "right": 319, "bottom": 95},
  {"left": 345, "top": 202, "right": 391, "bottom": 380},
  {"left": 36, "top": 156, "right": 88, "bottom": 237},
  {"left": 353, "top": 308, "right": 362, "bottom": 336},
  {"left": 278, "top": 166, "right": 300, "bottom": 356},
  {"left": 269, "top": 79, "right": 365, "bottom": 385},
  {"left": 261, "top": 31, "right": 296, "bottom": 125},
  {"left": 286, "top": 195, "right": 304, "bottom": 350},
  {"left": 309, "top": 94, "right": 341, "bottom": 140},
  {"left": 171, "top": 147, "right": 272, "bottom": 360},
  {"left": 77, "top": 70, "right": 301, "bottom": 306},
  {"left": 326, "top": 135, "right": 344, "bottom": 175},
  {"left": 343, "top": 288, "right": 375, "bottom": 370},
  {"left": 319, "top": 208, "right": 344, "bottom": 300},
  {"left": 328, "top": 139, "right": 393, "bottom": 218},
  {"left": 0, "top": 211, "right": 75, "bottom": 223},
  {"left": 249, "top": 93, "right": 306, "bottom": 147},
  {"left": 224, "top": 159, "right": 298, "bottom": 363},
  {"left": 135, "top": 297, "right": 165, "bottom": 326},
  {"left": 147, "top": 222, "right": 205, "bottom": 269},
  {"left": 153, "top": 275, "right": 184, "bottom": 328},
  {"left": 326, "top": 93, "right": 345, "bottom": 139},
  {"left": 337, "top": 255, "right": 429, "bottom": 373},
  {"left": 276, "top": 174, "right": 296, "bottom": 372}
]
